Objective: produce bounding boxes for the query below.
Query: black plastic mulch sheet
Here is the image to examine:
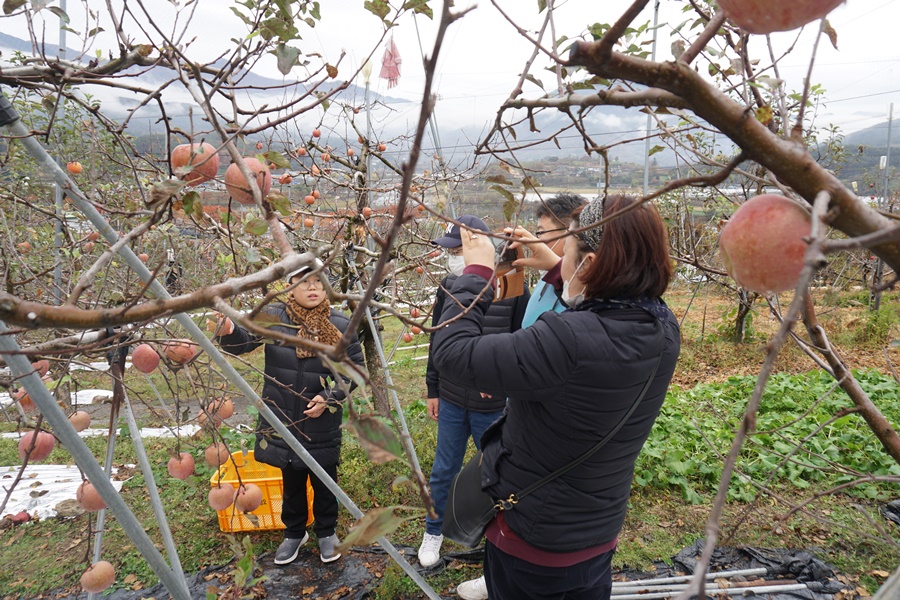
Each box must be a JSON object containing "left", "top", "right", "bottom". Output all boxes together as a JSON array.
[{"left": 17, "top": 541, "right": 852, "bottom": 599}]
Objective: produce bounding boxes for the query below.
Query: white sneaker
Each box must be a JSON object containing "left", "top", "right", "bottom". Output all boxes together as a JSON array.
[
  {"left": 457, "top": 575, "right": 488, "bottom": 600},
  {"left": 417, "top": 532, "right": 444, "bottom": 567}
]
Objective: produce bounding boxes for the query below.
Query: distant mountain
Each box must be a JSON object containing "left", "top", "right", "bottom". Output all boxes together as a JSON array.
[{"left": 843, "top": 121, "right": 900, "bottom": 148}]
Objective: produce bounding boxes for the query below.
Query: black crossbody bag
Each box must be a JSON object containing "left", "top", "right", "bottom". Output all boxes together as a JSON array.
[{"left": 442, "top": 318, "right": 664, "bottom": 548}]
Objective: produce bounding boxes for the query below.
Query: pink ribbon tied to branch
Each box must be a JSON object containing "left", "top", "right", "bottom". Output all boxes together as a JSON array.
[{"left": 380, "top": 36, "right": 402, "bottom": 89}]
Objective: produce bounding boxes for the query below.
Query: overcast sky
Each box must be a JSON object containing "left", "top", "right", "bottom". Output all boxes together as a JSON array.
[{"left": 3, "top": 0, "right": 899, "bottom": 147}]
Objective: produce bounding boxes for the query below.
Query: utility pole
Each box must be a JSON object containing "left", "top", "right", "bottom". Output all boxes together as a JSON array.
[
  {"left": 872, "top": 103, "right": 893, "bottom": 312},
  {"left": 642, "top": 0, "right": 661, "bottom": 197}
]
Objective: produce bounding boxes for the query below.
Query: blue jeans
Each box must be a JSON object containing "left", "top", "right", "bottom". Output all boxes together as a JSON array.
[{"left": 426, "top": 398, "right": 503, "bottom": 536}]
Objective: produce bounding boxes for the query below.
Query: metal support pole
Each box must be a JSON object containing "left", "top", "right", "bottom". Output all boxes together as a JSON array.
[
  {"left": 1, "top": 90, "right": 439, "bottom": 600},
  {"left": 357, "top": 281, "right": 423, "bottom": 474},
  {"left": 0, "top": 322, "right": 193, "bottom": 600}
]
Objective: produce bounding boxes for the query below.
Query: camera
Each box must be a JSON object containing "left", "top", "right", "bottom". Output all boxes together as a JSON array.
[{"left": 490, "top": 233, "right": 525, "bottom": 301}]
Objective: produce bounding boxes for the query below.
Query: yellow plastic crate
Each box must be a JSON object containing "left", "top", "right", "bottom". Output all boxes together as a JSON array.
[{"left": 210, "top": 450, "right": 313, "bottom": 533}]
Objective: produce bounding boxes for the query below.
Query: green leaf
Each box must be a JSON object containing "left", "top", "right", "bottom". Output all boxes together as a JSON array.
[
  {"left": 182, "top": 190, "right": 199, "bottom": 213},
  {"left": 538, "top": 0, "right": 547, "bottom": 12},
  {"left": 648, "top": 145, "right": 665, "bottom": 157},
  {"left": 485, "top": 175, "right": 514, "bottom": 186},
  {"left": 503, "top": 197, "right": 518, "bottom": 222},
  {"left": 2, "top": 0, "right": 27, "bottom": 14},
  {"left": 335, "top": 506, "right": 423, "bottom": 553},
  {"left": 403, "top": 0, "right": 432, "bottom": 18},
  {"left": 342, "top": 414, "right": 404, "bottom": 464},
  {"left": 45, "top": 5, "right": 69, "bottom": 23},
  {"left": 243, "top": 217, "right": 269, "bottom": 236},
  {"left": 522, "top": 175, "right": 540, "bottom": 190},
  {"left": 490, "top": 185, "right": 514, "bottom": 203},
  {"left": 364, "top": 0, "right": 390, "bottom": 20},
  {"left": 87, "top": 26, "right": 105, "bottom": 38},
  {"left": 262, "top": 150, "right": 290, "bottom": 169},
  {"left": 267, "top": 191, "right": 292, "bottom": 216},
  {"left": 523, "top": 73, "right": 544, "bottom": 90},
  {"left": 275, "top": 44, "right": 301, "bottom": 75}
]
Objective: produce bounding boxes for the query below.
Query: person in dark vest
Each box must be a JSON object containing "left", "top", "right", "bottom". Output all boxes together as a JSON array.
[
  {"left": 214, "top": 265, "right": 365, "bottom": 566},
  {"left": 418, "top": 215, "right": 530, "bottom": 568},
  {"left": 432, "top": 195, "right": 680, "bottom": 600}
]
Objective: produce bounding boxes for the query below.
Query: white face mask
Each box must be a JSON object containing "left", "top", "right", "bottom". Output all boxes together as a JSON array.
[
  {"left": 561, "top": 256, "right": 589, "bottom": 308},
  {"left": 447, "top": 254, "right": 466, "bottom": 276}
]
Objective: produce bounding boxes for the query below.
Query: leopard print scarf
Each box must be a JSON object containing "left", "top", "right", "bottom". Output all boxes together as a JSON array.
[{"left": 284, "top": 296, "right": 342, "bottom": 359}]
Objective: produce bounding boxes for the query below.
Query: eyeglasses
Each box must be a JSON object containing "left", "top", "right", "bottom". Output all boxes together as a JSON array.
[
  {"left": 534, "top": 227, "right": 566, "bottom": 237},
  {"left": 294, "top": 279, "right": 324, "bottom": 290}
]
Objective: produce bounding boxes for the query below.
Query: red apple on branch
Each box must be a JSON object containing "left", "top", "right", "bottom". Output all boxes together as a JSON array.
[
  {"left": 718, "top": 0, "right": 845, "bottom": 34},
  {"left": 170, "top": 143, "right": 220, "bottom": 186},
  {"left": 224, "top": 158, "right": 273, "bottom": 205},
  {"left": 718, "top": 194, "right": 812, "bottom": 294}
]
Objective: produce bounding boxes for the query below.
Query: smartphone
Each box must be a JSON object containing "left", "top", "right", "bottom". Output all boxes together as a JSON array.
[{"left": 491, "top": 236, "right": 518, "bottom": 264}]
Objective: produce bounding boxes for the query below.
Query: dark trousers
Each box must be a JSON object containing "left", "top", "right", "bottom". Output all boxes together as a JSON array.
[
  {"left": 484, "top": 540, "right": 613, "bottom": 600},
  {"left": 281, "top": 461, "right": 339, "bottom": 539}
]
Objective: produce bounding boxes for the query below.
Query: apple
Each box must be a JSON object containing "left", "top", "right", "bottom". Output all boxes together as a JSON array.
[
  {"left": 167, "top": 452, "right": 195, "bottom": 480},
  {"left": 162, "top": 339, "right": 198, "bottom": 365},
  {"left": 13, "top": 387, "right": 36, "bottom": 412},
  {"left": 410, "top": 307, "right": 421, "bottom": 318},
  {"left": 411, "top": 326, "right": 423, "bottom": 335},
  {"left": 312, "top": 189, "right": 320, "bottom": 199},
  {"left": 68, "top": 410, "right": 92, "bottom": 432},
  {"left": 234, "top": 483, "right": 263, "bottom": 512},
  {"left": 402, "top": 332, "right": 413, "bottom": 343},
  {"left": 718, "top": 0, "right": 845, "bottom": 34},
  {"left": 67, "top": 161, "right": 83, "bottom": 174},
  {"left": 719, "top": 194, "right": 812, "bottom": 294},
  {"left": 347, "top": 148, "right": 355, "bottom": 157},
  {"left": 321, "top": 153, "right": 331, "bottom": 162},
  {"left": 312, "top": 129, "right": 321, "bottom": 138},
  {"left": 205, "top": 442, "right": 231, "bottom": 467},
  {"left": 17, "top": 241, "right": 31, "bottom": 254},
  {"left": 304, "top": 217, "right": 315, "bottom": 228},
  {"left": 131, "top": 343, "right": 160, "bottom": 373},
  {"left": 296, "top": 147, "right": 307, "bottom": 156},
  {"left": 208, "top": 484, "right": 236, "bottom": 511},
  {"left": 18, "top": 430, "right": 55, "bottom": 461},
  {"left": 83, "top": 241, "right": 95, "bottom": 252},
  {"left": 138, "top": 253, "right": 149, "bottom": 263},
  {"left": 256, "top": 141, "right": 264, "bottom": 150},
  {"left": 362, "top": 206, "right": 373, "bottom": 218},
  {"left": 76, "top": 481, "right": 107, "bottom": 511},
  {"left": 80, "top": 561, "right": 115, "bottom": 593},
  {"left": 224, "top": 158, "right": 273, "bottom": 205},
  {"left": 170, "top": 142, "right": 220, "bottom": 186},
  {"left": 304, "top": 195, "right": 316, "bottom": 205},
  {"left": 377, "top": 143, "right": 386, "bottom": 152},
  {"left": 198, "top": 398, "right": 234, "bottom": 428},
  {"left": 311, "top": 164, "right": 320, "bottom": 176},
  {"left": 279, "top": 173, "right": 293, "bottom": 185},
  {"left": 415, "top": 266, "right": 424, "bottom": 274},
  {"left": 88, "top": 231, "right": 100, "bottom": 242}
]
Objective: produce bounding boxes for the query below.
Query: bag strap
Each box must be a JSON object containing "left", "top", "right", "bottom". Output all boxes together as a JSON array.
[{"left": 496, "top": 321, "right": 665, "bottom": 511}]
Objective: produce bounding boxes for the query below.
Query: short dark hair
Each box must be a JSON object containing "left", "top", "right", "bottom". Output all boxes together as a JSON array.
[
  {"left": 572, "top": 195, "right": 672, "bottom": 299},
  {"left": 535, "top": 193, "right": 588, "bottom": 226}
]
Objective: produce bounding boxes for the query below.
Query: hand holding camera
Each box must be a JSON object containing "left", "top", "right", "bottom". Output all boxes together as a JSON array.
[{"left": 505, "top": 226, "right": 563, "bottom": 272}]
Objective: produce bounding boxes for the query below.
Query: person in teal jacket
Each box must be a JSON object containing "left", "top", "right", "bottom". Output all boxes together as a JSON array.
[{"left": 520, "top": 193, "right": 589, "bottom": 328}]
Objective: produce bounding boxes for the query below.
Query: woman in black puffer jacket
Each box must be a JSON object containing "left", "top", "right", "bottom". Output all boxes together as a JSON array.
[
  {"left": 216, "top": 266, "right": 364, "bottom": 567},
  {"left": 433, "top": 195, "right": 680, "bottom": 600}
]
